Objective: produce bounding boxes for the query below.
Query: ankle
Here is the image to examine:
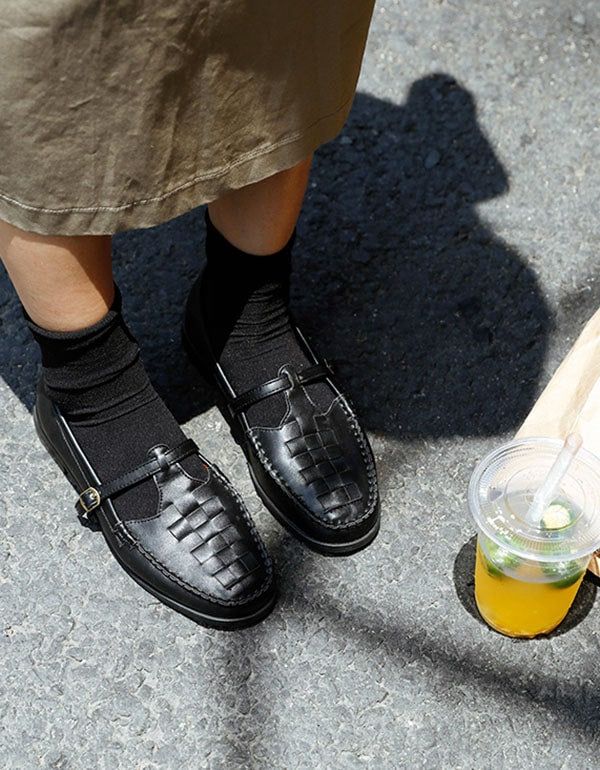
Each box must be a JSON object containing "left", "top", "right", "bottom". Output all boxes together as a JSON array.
[{"left": 26, "top": 284, "right": 153, "bottom": 423}]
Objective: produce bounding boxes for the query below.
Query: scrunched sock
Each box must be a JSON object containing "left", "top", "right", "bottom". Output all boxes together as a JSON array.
[{"left": 26, "top": 285, "right": 207, "bottom": 521}]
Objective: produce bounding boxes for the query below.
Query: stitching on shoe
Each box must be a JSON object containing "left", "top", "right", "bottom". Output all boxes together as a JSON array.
[
  {"left": 130, "top": 532, "right": 273, "bottom": 607},
  {"left": 115, "top": 469, "right": 272, "bottom": 605},
  {"left": 337, "top": 396, "right": 379, "bottom": 512},
  {"left": 248, "top": 394, "right": 378, "bottom": 530}
]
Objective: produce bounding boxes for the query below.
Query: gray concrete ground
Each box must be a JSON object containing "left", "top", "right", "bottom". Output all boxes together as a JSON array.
[{"left": 1, "top": 1, "right": 599, "bottom": 767}]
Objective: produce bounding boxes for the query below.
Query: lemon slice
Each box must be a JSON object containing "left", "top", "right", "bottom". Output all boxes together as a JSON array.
[
  {"left": 541, "top": 503, "right": 574, "bottom": 530},
  {"left": 541, "top": 560, "right": 585, "bottom": 589},
  {"left": 482, "top": 538, "right": 521, "bottom": 578}
]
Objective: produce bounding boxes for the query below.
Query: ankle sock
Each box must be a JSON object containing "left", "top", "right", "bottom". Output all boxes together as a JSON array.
[
  {"left": 26, "top": 286, "right": 207, "bottom": 521},
  {"left": 188, "top": 210, "right": 333, "bottom": 427}
]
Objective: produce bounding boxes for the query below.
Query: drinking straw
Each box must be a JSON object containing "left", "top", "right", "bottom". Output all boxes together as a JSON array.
[{"left": 526, "top": 433, "right": 582, "bottom": 526}]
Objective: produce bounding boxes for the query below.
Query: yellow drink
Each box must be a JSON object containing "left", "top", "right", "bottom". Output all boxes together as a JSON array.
[
  {"left": 468, "top": 437, "right": 600, "bottom": 639},
  {"left": 474, "top": 539, "right": 585, "bottom": 637}
]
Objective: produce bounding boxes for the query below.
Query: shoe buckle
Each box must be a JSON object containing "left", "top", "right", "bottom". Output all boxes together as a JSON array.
[{"left": 77, "top": 487, "right": 101, "bottom": 517}]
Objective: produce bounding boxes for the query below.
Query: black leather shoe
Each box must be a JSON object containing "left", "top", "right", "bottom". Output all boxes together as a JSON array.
[
  {"left": 183, "top": 287, "right": 380, "bottom": 556},
  {"left": 33, "top": 381, "right": 276, "bottom": 629}
]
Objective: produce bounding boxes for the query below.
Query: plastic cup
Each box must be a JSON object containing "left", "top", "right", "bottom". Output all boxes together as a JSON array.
[{"left": 468, "top": 437, "right": 600, "bottom": 637}]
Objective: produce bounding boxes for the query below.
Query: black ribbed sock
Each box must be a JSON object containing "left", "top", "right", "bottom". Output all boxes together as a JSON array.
[
  {"left": 189, "top": 210, "right": 333, "bottom": 426},
  {"left": 27, "top": 286, "right": 207, "bottom": 521}
]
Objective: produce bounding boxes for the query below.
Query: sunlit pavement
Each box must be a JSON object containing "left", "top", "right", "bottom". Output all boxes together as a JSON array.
[{"left": 1, "top": 2, "right": 599, "bottom": 767}]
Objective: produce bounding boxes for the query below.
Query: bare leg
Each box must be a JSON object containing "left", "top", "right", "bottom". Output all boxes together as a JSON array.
[
  {"left": 0, "top": 219, "right": 113, "bottom": 331},
  {"left": 208, "top": 155, "right": 313, "bottom": 254}
]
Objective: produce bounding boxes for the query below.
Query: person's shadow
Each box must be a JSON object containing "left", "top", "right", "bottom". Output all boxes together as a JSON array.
[
  {"left": 297, "top": 73, "right": 551, "bottom": 442},
  {"left": 0, "top": 73, "right": 551, "bottom": 450}
]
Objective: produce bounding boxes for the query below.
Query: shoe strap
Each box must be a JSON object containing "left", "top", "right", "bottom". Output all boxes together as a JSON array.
[
  {"left": 75, "top": 438, "right": 198, "bottom": 518},
  {"left": 230, "top": 361, "right": 333, "bottom": 416}
]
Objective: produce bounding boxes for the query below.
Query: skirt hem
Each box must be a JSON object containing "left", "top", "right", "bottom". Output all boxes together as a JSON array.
[{"left": 0, "top": 96, "right": 354, "bottom": 237}]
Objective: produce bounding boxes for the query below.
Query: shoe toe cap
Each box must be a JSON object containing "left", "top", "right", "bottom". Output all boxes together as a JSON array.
[
  {"left": 124, "top": 473, "right": 275, "bottom": 625},
  {"left": 250, "top": 395, "right": 380, "bottom": 552}
]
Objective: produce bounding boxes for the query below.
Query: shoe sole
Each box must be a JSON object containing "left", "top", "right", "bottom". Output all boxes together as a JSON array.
[
  {"left": 33, "top": 404, "right": 277, "bottom": 630},
  {"left": 182, "top": 328, "right": 381, "bottom": 557}
]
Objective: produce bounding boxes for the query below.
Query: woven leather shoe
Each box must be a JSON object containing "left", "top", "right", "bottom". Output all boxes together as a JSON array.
[
  {"left": 33, "top": 381, "right": 276, "bottom": 629},
  {"left": 183, "top": 281, "right": 380, "bottom": 556}
]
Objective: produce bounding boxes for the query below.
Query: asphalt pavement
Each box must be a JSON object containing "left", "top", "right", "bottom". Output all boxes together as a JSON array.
[{"left": 1, "top": 1, "right": 599, "bottom": 767}]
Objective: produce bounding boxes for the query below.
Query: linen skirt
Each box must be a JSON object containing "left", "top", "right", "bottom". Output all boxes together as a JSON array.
[{"left": 0, "top": 1, "right": 374, "bottom": 236}]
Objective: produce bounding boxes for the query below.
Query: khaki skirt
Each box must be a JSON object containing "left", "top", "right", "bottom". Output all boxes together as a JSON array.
[{"left": 0, "top": 1, "right": 374, "bottom": 236}]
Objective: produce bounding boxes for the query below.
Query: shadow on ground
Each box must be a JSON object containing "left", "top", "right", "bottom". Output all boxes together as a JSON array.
[
  {"left": 296, "top": 73, "right": 552, "bottom": 440},
  {"left": 0, "top": 73, "right": 552, "bottom": 445}
]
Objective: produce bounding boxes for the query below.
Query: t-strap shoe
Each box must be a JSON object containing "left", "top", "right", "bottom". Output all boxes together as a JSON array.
[
  {"left": 33, "top": 381, "right": 276, "bottom": 629},
  {"left": 183, "top": 299, "right": 380, "bottom": 556}
]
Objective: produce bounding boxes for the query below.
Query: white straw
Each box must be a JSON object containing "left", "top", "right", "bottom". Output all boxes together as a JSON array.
[{"left": 526, "top": 433, "right": 583, "bottom": 526}]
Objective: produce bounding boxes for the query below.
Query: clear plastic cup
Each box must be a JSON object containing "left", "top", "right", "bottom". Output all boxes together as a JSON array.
[{"left": 468, "top": 437, "right": 600, "bottom": 637}]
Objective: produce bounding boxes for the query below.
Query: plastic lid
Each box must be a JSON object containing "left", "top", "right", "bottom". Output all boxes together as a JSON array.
[{"left": 468, "top": 437, "right": 600, "bottom": 562}]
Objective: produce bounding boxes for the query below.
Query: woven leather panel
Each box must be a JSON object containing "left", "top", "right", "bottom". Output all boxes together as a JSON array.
[
  {"left": 166, "top": 485, "right": 260, "bottom": 591},
  {"left": 282, "top": 410, "right": 363, "bottom": 513}
]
